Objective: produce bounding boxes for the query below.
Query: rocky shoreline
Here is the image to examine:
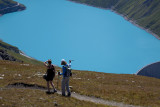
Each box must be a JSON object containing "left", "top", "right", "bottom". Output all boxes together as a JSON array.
[
  {"left": 68, "top": 0, "right": 160, "bottom": 40},
  {"left": 111, "top": 9, "right": 160, "bottom": 40}
]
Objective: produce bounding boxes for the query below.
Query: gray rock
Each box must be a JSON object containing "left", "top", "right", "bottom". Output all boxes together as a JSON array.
[
  {"left": 0, "top": 49, "right": 20, "bottom": 62},
  {"left": 136, "top": 62, "right": 160, "bottom": 79}
]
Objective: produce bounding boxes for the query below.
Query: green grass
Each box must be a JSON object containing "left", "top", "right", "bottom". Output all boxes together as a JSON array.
[
  {"left": 70, "top": 70, "right": 160, "bottom": 106},
  {"left": 0, "top": 89, "right": 110, "bottom": 107},
  {"left": 1, "top": 60, "right": 160, "bottom": 107}
]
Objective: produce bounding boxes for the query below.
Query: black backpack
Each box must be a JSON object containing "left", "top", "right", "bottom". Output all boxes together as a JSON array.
[{"left": 64, "top": 65, "right": 72, "bottom": 77}]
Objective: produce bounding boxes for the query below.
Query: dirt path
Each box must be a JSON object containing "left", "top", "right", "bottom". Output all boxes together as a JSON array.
[{"left": 4, "top": 83, "right": 141, "bottom": 107}]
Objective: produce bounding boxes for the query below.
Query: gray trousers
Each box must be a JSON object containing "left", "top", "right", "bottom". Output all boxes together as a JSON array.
[{"left": 62, "top": 77, "right": 70, "bottom": 95}]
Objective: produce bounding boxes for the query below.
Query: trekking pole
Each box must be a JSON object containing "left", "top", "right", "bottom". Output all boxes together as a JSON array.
[{"left": 57, "top": 70, "right": 60, "bottom": 89}]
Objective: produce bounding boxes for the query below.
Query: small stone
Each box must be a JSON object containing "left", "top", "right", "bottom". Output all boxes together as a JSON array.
[
  {"left": 73, "top": 78, "right": 81, "bottom": 80},
  {"left": 39, "top": 97, "right": 44, "bottom": 100}
]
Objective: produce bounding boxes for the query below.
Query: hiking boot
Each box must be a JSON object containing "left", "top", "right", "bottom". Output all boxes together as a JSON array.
[
  {"left": 62, "top": 94, "right": 65, "bottom": 96},
  {"left": 46, "top": 91, "right": 51, "bottom": 94},
  {"left": 54, "top": 89, "right": 57, "bottom": 93},
  {"left": 67, "top": 92, "right": 71, "bottom": 97}
]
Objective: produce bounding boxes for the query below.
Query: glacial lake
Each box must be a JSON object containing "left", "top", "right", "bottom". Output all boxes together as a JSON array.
[{"left": 0, "top": 0, "right": 160, "bottom": 74}]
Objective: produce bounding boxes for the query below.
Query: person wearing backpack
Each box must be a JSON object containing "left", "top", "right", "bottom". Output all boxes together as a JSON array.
[
  {"left": 58, "top": 59, "right": 72, "bottom": 97},
  {"left": 44, "top": 59, "right": 57, "bottom": 94}
]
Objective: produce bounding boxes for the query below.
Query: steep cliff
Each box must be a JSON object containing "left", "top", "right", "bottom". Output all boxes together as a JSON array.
[{"left": 69, "top": 0, "right": 160, "bottom": 39}]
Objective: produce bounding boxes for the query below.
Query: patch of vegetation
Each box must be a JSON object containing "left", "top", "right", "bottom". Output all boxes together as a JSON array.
[
  {"left": 0, "top": 89, "right": 110, "bottom": 107},
  {"left": 69, "top": 0, "right": 160, "bottom": 38}
]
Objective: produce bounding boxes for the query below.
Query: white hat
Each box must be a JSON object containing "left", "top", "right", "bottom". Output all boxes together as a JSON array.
[{"left": 61, "top": 59, "right": 65, "bottom": 62}]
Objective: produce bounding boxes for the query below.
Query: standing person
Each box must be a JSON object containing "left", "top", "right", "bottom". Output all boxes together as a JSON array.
[
  {"left": 58, "top": 59, "right": 71, "bottom": 97},
  {"left": 44, "top": 59, "right": 57, "bottom": 94}
]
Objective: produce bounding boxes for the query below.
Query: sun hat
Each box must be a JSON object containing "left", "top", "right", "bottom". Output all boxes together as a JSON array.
[{"left": 61, "top": 59, "right": 65, "bottom": 62}]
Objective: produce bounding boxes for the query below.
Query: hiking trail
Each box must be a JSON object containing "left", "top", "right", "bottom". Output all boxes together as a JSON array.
[{"left": 2, "top": 83, "right": 141, "bottom": 107}]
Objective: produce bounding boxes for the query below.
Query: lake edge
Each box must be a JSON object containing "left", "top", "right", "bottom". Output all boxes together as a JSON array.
[{"left": 67, "top": 0, "right": 160, "bottom": 40}]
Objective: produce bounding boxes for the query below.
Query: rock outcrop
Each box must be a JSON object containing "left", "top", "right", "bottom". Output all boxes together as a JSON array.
[
  {"left": 0, "top": 49, "right": 17, "bottom": 61},
  {"left": 136, "top": 62, "right": 160, "bottom": 79},
  {"left": 0, "top": 41, "right": 22, "bottom": 62},
  {"left": 0, "top": 41, "right": 20, "bottom": 53}
]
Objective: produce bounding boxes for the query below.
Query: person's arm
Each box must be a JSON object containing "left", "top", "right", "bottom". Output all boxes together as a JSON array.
[
  {"left": 44, "top": 61, "right": 48, "bottom": 67},
  {"left": 58, "top": 66, "right": 65, "bottom": 75}
]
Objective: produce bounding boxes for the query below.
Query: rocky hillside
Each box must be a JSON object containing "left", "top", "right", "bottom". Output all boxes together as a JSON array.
[
  {"left": 69, "top": 0, "right": 160, "bottom": 39},
  {"left": 0, "top": 49, "right": 21, "bottom": 62},
  {"left": 0, "top": 0, "right": 26, "bottom": 16},
  {"left": 0, "top": 40, "right": 42, "bottom": 65}
]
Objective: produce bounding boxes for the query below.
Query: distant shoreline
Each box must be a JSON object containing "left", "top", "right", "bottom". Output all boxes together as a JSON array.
[
  {"left": 68, "top": 0, "right": 160, "bottom": 40},
  {"left": 111, "top": 9, "right": 160, "bottom": 40},
  {"left": 20, "top": 51, "right": 34, "bottom": 59}
]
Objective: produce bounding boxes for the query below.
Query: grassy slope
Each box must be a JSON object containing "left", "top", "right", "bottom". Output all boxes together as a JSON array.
[
  {"left": 0, "top": 61, "right": 110, "bottom": 107},
  {"left": 0, "top": 60, "right": 160, "bottom": 107},
  {"left": 0, "top": 0, "right": 17, "bottom": 9},
  {"left": 0, "top": 89, "right": 109, "bottom": 107},
  {"left": 69, "top": 0, "right": 160, "bottom": 38},
  {"left": 0, "top": 40, "right": 43, "bottom": 65},
  {"left": 0, "top": 0, "right": 25, "bottom": 9}
]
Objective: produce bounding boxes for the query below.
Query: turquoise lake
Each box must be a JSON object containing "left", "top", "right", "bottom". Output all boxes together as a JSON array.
[{"left": 0, "top": 0, "right": 160, "bottom": 74}]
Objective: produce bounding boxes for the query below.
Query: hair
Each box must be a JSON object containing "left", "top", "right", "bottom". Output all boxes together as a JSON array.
[
  {"left": 61, "top": 61, "right": 67, "bottom": 65},
  {"left": 48, "top": 60, "right": 52, "bottom": 65}
]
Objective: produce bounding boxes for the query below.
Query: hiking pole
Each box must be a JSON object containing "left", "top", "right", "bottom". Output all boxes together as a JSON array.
[{"left": 57, "top": 70, "right": 60, "bottom": 89}]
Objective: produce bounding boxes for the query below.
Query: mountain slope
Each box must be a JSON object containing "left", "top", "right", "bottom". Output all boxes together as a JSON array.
[
  {"left": 0, "top": 40, "right": 42, "bottom": 65},
  {"left": 1, "top": 60, "right": 160, "bottom": 107},
  {"left": 0, "top": 0, "right": 26, "bottom": 15},
  {"left": 69, "top": 0, "right": 160, "bottom": 39}
]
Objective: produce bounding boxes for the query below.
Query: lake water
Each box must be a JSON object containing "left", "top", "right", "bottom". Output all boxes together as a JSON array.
[{"left": 0, "top": 0, "right": 160, "bottom": 74}]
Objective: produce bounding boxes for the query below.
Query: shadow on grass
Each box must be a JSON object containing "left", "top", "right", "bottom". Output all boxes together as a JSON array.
[{"left": 6, "top": 82, "right": 47, "bottom": 90}]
